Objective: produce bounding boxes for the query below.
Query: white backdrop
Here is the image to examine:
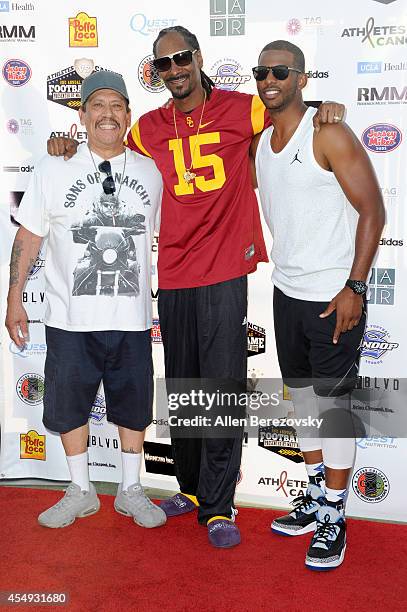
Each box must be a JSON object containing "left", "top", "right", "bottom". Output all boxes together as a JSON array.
[{"left": 0, "top": 0, "right": 406, "bottom": 522}]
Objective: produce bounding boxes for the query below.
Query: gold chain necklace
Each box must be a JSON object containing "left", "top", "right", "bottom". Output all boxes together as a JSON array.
[{"left": 172, "top": 92, "right": 206, "bottom": 184}]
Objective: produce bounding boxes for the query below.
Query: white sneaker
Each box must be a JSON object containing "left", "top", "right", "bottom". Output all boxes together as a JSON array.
[
  {"left": 38, "top": 483, "right": 100, "bottom": 528},
  {"left": 114, "top": 483, "right": 167, "bottom": 528}
]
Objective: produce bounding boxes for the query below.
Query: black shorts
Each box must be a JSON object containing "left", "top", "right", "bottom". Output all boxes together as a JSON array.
[
  {"left": 43, "top": 326, "right": 153, "bottom": 433},
  {"left": 273, "top": 287, "right": 366, "bottom": 397}
]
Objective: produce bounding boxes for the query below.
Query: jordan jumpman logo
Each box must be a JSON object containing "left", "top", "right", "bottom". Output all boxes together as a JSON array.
[{"left": 290, "top": 149, "right": 302, "bottom": 164}]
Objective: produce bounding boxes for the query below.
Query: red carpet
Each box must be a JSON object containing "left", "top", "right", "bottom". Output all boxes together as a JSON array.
[{"left": 1, "top": 487, "right": 406, "bottom": 612}]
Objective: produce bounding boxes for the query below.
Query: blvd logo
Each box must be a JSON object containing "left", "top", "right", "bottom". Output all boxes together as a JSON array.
[
  {"left": 20, "top": 430, "right": 46, "bottom": 461},
  {"left": 352, "top": 467, "right": 390, "bottom": 503},
  {"left": 247, "top": 322, "right": 266, "bottom": 357},
  {"left": 69, "top": 12, "right": 98, "bottom": 47}
]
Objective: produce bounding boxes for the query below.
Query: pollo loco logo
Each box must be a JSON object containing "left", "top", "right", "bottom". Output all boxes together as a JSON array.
[
  {"left": 69, "top": 12, "right": 98, "bottom": 47},
  {"left": 20, "top": 430, "right": 46, "bottom": 460}
]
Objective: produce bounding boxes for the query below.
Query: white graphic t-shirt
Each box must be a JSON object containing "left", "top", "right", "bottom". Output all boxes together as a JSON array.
[{"left": 16, "top": 144, "right": 162, "bottom": 331}]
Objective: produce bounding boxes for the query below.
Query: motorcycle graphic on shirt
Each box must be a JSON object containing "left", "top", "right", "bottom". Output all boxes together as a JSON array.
[{"left": 70, "top": 194, "right": 146, "bottom": 297}]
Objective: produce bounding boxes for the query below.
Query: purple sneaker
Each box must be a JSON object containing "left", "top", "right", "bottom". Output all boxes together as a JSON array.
[
  {"left": 207, "top": 519, "right": 241, "bottom": 548},
  {"left": 159, "top": 493, "right": 198, "bottom": 517}
]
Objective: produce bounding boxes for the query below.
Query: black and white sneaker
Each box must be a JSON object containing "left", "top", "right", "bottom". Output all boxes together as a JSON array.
[
  {"left": 305, "top": 501, "right": 346, "bottom": 571},
  {"left": 271, "top": 483, "right": 325, "bottom": 536}
]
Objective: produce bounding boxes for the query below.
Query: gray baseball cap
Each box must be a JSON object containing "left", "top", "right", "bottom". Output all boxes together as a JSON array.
[{"left": 81, "top": 70, "right": 129, "bottom": 105}]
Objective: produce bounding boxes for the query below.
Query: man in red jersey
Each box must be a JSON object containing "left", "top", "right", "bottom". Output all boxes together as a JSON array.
[{"left": 48, "top": 25, "right": 344, "bottom": 549}]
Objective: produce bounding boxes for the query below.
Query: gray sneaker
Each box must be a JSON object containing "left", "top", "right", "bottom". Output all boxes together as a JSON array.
[
  {"left": 114, "top": 483, "right": 167, "bottom": 528},
  {"left": 38, "top": 483, "right": 100, "bottom": 528}
]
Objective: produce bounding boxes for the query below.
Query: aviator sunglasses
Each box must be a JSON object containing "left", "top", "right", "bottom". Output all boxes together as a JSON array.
[
  {"left": 252, "top": 64, "right": 302, "bottom": 81},
  {"left": 98, "top": 160, "right": 116, "bottom": 195},
  {"left": 153, "top": 49, "right": 198, "bottom": 72}
]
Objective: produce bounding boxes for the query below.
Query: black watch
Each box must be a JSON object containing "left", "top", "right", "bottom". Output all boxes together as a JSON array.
[{"left": 345, "top": 279, "right": 368, "bottom": 295}]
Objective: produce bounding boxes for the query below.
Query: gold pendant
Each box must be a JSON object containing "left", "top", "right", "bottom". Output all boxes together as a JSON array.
[{"left": 184, "top": 170, "right": 196, "bottom": 183}]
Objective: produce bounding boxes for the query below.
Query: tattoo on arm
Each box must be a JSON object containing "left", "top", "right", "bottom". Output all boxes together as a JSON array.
[
  {"left": 26, "top": 257, "right": 35, "bottom": 276},
  {"left": 9, "top": 239, "right": 23, "bottom": 288}
]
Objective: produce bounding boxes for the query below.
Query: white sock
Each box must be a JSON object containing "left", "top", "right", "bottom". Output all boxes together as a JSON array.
[
  {"left": 121, "top": 451, "right": 141, "bottom": 490},
  {"left": 66, "top": 451, "right": 90, "bottom": 492},
  {"left": 325, "top": 485, "right": 347, "bottom": 506},
  {"left": 305, "top": 462, "right": 325, "bottom": 479}
]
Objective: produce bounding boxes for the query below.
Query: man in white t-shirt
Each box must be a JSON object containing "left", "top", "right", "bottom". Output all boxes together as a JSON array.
[
  {"left": 5, "top": 71, "right": 166, "bottom": 530},
  {"left": 251, "top": 40, "right": 384, "bottom": 570}
]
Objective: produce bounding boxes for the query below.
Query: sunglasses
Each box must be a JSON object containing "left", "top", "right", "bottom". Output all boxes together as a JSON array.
[
  {"left": 252, "top": 65, "right": 302, "bottom": 82},
  {"left": 153, "top": 49, "right": 197, "bottom": 72},
  {"left": 98, "top": 160, "right": 116, "bottom": 195}
]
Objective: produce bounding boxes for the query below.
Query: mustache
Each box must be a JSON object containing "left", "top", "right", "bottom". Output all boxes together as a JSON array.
[
  {"left": 96, "top": 118, "right": 120, "bottom": 127},
  {"left": 165, "top": 73, "right": 190, "bottom": 83}
]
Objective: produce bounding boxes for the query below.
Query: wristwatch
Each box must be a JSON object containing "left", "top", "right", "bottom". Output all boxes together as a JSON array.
[{"left": 345, "top": 279, "right": 368, "bottom": 295}]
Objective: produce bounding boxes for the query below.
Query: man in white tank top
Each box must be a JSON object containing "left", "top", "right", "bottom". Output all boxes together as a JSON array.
[{"left": 251, "top": 41, "right": 384, "bottom": 570}]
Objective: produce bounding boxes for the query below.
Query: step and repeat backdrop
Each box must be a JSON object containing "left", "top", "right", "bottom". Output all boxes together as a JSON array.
[{"left": 0, "top": 0, "right": 406, "bottom": 522}]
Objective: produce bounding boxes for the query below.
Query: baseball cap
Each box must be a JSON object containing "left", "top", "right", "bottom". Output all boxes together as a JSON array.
[{"left": 81, "top": 70, "right": 129, "bottom": 105}]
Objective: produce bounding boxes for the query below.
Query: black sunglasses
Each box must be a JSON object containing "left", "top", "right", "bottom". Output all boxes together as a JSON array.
[
  {"left": 98, "top": 160, "right": 116, "bottom": 195},
  {"left": 252, "top": 65, "right": 302, "bottom": 82},
  {"left": 153, "top": 49, "right": 197, "bottom": 72}
]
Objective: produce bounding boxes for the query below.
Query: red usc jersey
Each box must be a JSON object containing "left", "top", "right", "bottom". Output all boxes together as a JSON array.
[{"left": 126, "top": 87, "right": 269, "bottom": 289}]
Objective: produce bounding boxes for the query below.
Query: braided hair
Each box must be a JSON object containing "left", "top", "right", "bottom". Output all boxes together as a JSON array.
[{"left": 153, "top": 25, "right": 214, "bottom": 100}]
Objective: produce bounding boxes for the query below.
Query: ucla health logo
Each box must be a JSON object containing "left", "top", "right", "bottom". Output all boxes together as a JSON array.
[
  {"left": 357, "top": 61, "right": 382, "bottom": 74},
  {"left": 361, "top": 325, "right": 399, "bottom": 365},
  {"left": 362, "top": 123, "right": 402, "bottom": 153}
]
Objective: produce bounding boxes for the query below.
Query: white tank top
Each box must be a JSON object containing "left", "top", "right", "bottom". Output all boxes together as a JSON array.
[{"left": 255, "top": 107, "right": 359, "bottom": 302}]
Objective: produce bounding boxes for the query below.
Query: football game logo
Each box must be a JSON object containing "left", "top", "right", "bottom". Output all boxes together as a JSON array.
[
  {"left": 258, "top": 425, "right": 303, "bottom": 464},
  {"left": 20, "top": 430, "right": 46, "bottom": 461}
]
